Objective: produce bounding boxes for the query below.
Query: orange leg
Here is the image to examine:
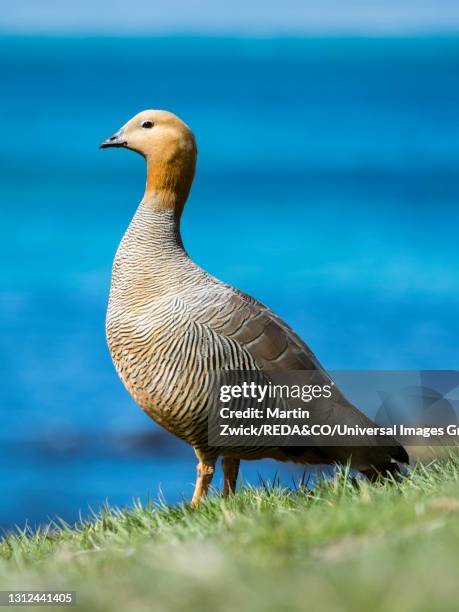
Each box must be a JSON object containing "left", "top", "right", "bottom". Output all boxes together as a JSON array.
[
  {"left": 222, "top": 457, "right": 240, "bottom": 497},
  {"left": 191, "top": 456, "right": 215, "bottom": 507}
]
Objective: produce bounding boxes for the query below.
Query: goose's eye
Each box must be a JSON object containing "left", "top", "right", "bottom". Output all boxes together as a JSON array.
[{"left": 141, "top": 120, "right": 154, "bottom": 129}]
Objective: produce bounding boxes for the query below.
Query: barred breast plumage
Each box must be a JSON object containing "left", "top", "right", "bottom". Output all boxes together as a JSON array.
[
  {"left": 101, "top": 109, "right": 409, "bottom": 505},
  {"left": 106, "top": 203, "right": 257, "bottom": 445}
]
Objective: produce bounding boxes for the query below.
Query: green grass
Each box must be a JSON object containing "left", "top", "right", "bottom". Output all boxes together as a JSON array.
[{"left": 2, "top": 455, "right": 459, "bottom": 611}]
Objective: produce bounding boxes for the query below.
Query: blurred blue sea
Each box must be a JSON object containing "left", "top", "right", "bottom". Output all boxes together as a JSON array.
[{"left": 1, "top": 36, "right": 458, "bottom": 530}]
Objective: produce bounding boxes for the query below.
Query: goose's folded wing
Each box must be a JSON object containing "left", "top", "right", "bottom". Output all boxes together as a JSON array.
[
  {"left": 199, "top": 288, "right": 326, "bottom": 371},
  {"left": 195, "top": 287, "right": 408, "bottom": 467}
]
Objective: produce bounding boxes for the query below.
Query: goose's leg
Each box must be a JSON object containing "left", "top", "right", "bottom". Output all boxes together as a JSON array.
[
  {"left": 222, "top": 457, "right": 240, "bottom": 497},
  {"left": 191, "top": 454, "right": 216, "bottom": 507}
]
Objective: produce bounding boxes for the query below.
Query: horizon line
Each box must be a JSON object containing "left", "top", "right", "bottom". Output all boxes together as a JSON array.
[{"left": 1, "top": 27, "right": 459, "bottom": 38}]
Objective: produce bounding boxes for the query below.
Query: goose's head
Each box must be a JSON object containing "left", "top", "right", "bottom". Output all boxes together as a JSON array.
[
  {"left": 100, "top": 110, "right": 196, "bottom": 159},
  {"left": 100, "top": 110, "right": 197, "bottom": 210}
]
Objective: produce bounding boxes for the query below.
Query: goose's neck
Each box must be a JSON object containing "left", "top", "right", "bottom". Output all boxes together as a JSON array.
[
  {"left": 126, "top": 201, "right": 185, "bottom": 259},
  {"left": 109, "top": 201, "right": 194, "bottom": 305},
  {"left": 110, "top": 153, "right": 198, "bottom": 301},
  {"left": 141, "top": 151, "right": 195, "bottom": 215}
]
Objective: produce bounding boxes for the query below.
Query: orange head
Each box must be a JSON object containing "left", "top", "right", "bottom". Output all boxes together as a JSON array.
[{"left": 101, "top": 110, "right": 197, "bottom": 212}]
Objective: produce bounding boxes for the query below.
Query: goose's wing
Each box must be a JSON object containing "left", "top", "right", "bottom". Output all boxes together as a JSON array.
[
  {"left": 201, "top": 288, "right": 325, "bottom": 371},
  {"left": 197, "top": 287, "right": 409, "bottom": 468},
  {"left": 199, "top": 287, "right": 330, "bottom": 372}
]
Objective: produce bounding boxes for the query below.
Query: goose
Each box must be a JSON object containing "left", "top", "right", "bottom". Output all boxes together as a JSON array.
[{"left": 100, "top": 110, "right": 408, "bottom": 506}]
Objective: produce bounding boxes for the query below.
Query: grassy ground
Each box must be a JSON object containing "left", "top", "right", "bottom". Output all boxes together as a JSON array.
[{"left": 2, "top": 455, "right": 459, "bottom": 612}]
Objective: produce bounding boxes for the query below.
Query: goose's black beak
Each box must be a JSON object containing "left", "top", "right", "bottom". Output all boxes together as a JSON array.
[{"left": 100, "top": 129, "right": 127, "bottom": 149}]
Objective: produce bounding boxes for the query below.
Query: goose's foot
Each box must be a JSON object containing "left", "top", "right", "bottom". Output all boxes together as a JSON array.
[
  {"left": 191, "top": 458, "right": 215, "bottom": 507},
  {"left": 222, "top": 457, "right": 240, "bottom": 497}
]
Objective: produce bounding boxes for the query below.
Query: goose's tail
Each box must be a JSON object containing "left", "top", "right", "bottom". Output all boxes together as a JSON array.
[
  {"left": 278, "top": 444, "right": 409, "bottom": 480},
  {"left": 277, "top": 432, "right": 409, "bottom": 480}
]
